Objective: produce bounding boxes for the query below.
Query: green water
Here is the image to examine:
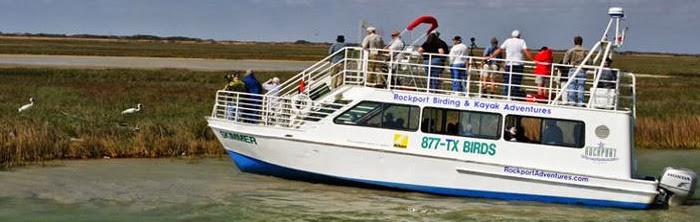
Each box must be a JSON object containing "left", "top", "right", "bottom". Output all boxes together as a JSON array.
[{"left": 1, "top": 150, "right": 699, "bottom": 222}]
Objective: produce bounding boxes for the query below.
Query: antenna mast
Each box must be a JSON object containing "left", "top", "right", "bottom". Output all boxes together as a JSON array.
[{"left": 601, "top": 7, "right": 626, "bottom": 47}]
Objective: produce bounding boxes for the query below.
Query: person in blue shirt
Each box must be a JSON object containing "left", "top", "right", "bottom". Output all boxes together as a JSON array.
[
  {"left": 481, "top": 37, "right": 502, "bottom": 97},
  {"left": 242, "top": 69, "right": 263, "bottom": 122},
  {"left": 242, "top": 69, "right": 262, "bottom": 94},
  {"left": 329, "top": 35, "right": 347, "bottom": 88},
  {"left": 542, "top": 120, "right": 563, "bottom": 145}
]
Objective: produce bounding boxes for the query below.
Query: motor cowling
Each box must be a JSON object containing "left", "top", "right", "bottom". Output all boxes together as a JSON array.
[{"left": 659, "top": 167, "right": 697, "bottom": 206}]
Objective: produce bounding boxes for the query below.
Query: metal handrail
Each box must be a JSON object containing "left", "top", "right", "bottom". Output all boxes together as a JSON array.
[{"left": 212, "top": 47, "right": 636, "bottom": 128}]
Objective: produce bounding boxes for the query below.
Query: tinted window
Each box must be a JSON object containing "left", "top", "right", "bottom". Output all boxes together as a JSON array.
[
  {"left": 421, "top": 107, "right": 501, "bottom": 140},
  {"left": 334, "top": 101, "right": 419, "bottom": 131},
  {"left": 504, "top": 115, "right": 585, "bottom": 148}
]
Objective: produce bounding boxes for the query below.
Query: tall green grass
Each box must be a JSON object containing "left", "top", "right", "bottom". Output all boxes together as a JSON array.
[
  {"left": 0, "top": 68, "right": 292, "bottom": 169},
  {"left": 0, "top": 67, "right": 697, "bottom": 169}
]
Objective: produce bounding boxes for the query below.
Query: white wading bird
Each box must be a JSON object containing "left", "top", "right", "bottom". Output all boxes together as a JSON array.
[
  {"left": 121, "top": 103, "right": 142, "bottom": 114},
  {"left": 18, "top": 97, "right": 34, "bottom": 113}
]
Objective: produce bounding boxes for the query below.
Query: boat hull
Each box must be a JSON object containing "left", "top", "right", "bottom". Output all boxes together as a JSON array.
[
  {"left": 226, "top": 148, "right": 651, "bottom": 209},
  {"left": 210, "top": 120, "right": 658, "bottom": 209}
]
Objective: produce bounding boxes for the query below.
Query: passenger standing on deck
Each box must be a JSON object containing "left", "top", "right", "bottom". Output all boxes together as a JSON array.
[
  {"left": 481, "top": 37, "right": 501, "bottom": 97},
  {"left": 361, "top": 27, "right": 385, "bottom": 87},
  {"left": 386, "top": 31, "right": 405, "bottom": 60},
  {"left": 563, "top": 36, "right": 588, "bottom": 106},
  {"left": 224, "top": 74, "right": 246, "bottom": 121},
  {"left": 329, "top": 35, "right": 347, "bottom": 89},
  {"left": 224, "top": 74, "right": 247, "bottom": 92},
  {"left": 385, "top": 31, "right": 405, "bottom": 81},
  {"left": 593, "top": 58, "right": 618, "bottom": 109},
  {"left": 448, "top": 36, "right": 468, "bottom": 93},
  {"left": 533, "top": 46, "right": 553, "bottom": 98},
  {"left": 263, "top": 77, "right": 282, "bottom": 123},
  {"left": 597, "top": 58, "right": 617, "bottom": 89},
  {"left": 418, "top": 31, "right": 448, "bottom": 92},
  {"left": 242, "top": 69, "right": 263, "bottom": 122},
  {"left": 486, "top": 30, "right": 533, "bottom": 98}
]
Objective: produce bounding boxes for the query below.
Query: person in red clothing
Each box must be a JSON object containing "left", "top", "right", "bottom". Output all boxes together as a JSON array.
[{"left": 533, "top": 46, "right": 553, "bottom": 98}]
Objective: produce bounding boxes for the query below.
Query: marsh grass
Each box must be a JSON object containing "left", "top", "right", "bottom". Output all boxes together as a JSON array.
[
  {"left": 0, "top": 68, "right": 293, "bottom": 169},
  {"left": 636, "top": 116, "right": 700, "bottom": 149},
  {"left": 0, "top": 66, "right": 698, "bottom": 169},
  {"left": 633, "top": 75, "right": 700, "bottom": 149},
  {"left": 0, "top": 37, "right": 328, "bottom": 61}
]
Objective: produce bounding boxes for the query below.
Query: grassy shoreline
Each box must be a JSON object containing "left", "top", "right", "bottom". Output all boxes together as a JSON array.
[
  {"left": 0, "top": 37, "right": 328, "bottom": 61},
  {"left": 1, "top": 37, "right": 699, "bottom": 75},
  {"left": 1, "top": 67, "right": 698, "bottom": 169},
  {"left": 0, "top": 68, "right": 289, "bottom": 169}
]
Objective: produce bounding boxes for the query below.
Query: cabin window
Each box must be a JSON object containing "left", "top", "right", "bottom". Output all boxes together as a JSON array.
[
  {"left": 334, "top": 101, "right": 419, "bottom": 131},
  {"left": 421, "top": 107, "right": 501, "bottom": 140},
  {"left": 504, "top": 115, "right": 585, "bottom": 148}
]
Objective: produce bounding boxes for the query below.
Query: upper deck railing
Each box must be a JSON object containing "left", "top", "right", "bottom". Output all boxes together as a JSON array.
[{"left": 210, "top": 45, "right": 636, "bottom": 128}]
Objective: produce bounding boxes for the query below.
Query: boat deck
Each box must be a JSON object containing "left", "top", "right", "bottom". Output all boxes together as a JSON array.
[{"left": 211, "top": 45, "right": 636, "bottom": 128}]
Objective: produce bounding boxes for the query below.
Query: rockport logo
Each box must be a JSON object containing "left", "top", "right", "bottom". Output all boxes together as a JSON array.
[
  {"left": 667, "top": 173, "right": 691, "bottom": 181},
  {"left": 582, "top": 142, "right": 618, "bottom": 161}
]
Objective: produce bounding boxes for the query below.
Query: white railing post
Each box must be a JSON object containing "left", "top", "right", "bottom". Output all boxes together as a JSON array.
[
  {"left": 234, "top": 93, "right": 240, "bottom": 122},
  {"left": 507, "top": 65, "right": 513, "bottom": 100},
  {"left": 362, "top": 49, "right": 369, "bottom": 87},
  {"left": 466, "top": 57, "right": 472, "bottom": 97},
  {"left": 547, "top": 63, "right": 554, "bottom": 104},
  {"left": 343, "top": 48, "right": 348, "bottom": 87},
  {"left": 427, "top": 54, "right": 432, "bottom": 92},
  {"left": 587, "top": 42, "right": 612, "bottom": 108},
  {"left": 388, "top": 49, "right": 394, "bottom": 89},
  {"left": 614, "top": 69, "right": 621, "bottom": 111}
]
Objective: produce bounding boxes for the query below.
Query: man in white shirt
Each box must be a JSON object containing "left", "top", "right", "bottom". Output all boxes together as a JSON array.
[
  {"left": 487, "top": 30, "right": 533, "bottom": 98},
  {"left": 361, "top": 27, "right": 385, "bottom": 87},
  {"left": 262, "top": 77, "right": 282, "bottom": 124},
  {"left": 449, "top": 36, "right": 468, "bottom": 93},
  {"left": 386, "top": 31, "right": 405, "bottom": 58},
  {"left": 385, "top": 31, "right": 405, "bottom": 86}
]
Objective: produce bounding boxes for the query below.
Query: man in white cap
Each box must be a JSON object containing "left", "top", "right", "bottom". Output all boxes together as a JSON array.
[
  {"left": 486, "top": 30, "right": 533, "bottom": 98},
  {"left": 385, "top": 30, "right": 405, "bottom": 83},
  {"left": 262, "top": 77, "right": 281, "bottom": 95},
  {"left": 262, "top": 77, "right": 282, "bottom": 124},
  {"left": 448, "top": 35, "right": 468, "bottom": 93},
  {"left": 361, "top": 27, "right": 385, "bottom": 87}
]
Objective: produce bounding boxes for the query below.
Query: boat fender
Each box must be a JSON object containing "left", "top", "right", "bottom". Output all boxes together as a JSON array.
[{"left": 291, "top": 93, "right": 312, "bottom": 116}]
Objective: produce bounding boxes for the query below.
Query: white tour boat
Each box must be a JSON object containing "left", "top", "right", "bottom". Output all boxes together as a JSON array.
[{"left": 207, "top": 8, "right": 696, "bottom": 209}]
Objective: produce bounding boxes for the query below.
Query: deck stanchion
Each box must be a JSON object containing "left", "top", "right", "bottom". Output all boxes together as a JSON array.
[{"left": 466, "top": 57, "right": 472, "bottom": 97}]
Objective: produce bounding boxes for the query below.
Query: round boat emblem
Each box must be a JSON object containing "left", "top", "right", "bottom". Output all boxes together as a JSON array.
[{"left": 595, "top": 125, "right": 610, "bottom": 139}]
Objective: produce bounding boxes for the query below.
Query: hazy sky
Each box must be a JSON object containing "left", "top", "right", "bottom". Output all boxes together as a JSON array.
[{"left": 0, "top": 0, "right": 698, "bottom": 54}]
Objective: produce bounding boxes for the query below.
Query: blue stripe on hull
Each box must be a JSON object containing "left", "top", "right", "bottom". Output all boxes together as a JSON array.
[{"left": 225, "top": 149, "right": 650, "bottom": 209}]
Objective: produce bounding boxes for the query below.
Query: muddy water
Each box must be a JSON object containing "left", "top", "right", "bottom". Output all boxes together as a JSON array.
[{"left": 1, "top": 150, "right": 698, "bottom": 221}]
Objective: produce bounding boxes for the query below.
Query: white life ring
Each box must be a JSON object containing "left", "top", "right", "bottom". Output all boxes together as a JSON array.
[{"left": 290, "top": 93, "right": 312, "bottom": 116}]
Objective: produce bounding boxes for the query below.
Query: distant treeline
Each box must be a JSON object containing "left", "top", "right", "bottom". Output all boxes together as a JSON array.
[
  {"left": 0, "top": 31, "right": 336, "bottom": 45},
  {"left": 0, "top": 32, "right": 213, "bottom": 42}
]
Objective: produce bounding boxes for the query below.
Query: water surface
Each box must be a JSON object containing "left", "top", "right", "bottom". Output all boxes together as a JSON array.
[{"left": 1, "top": 150, "right": 699, "bottom": 221}]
